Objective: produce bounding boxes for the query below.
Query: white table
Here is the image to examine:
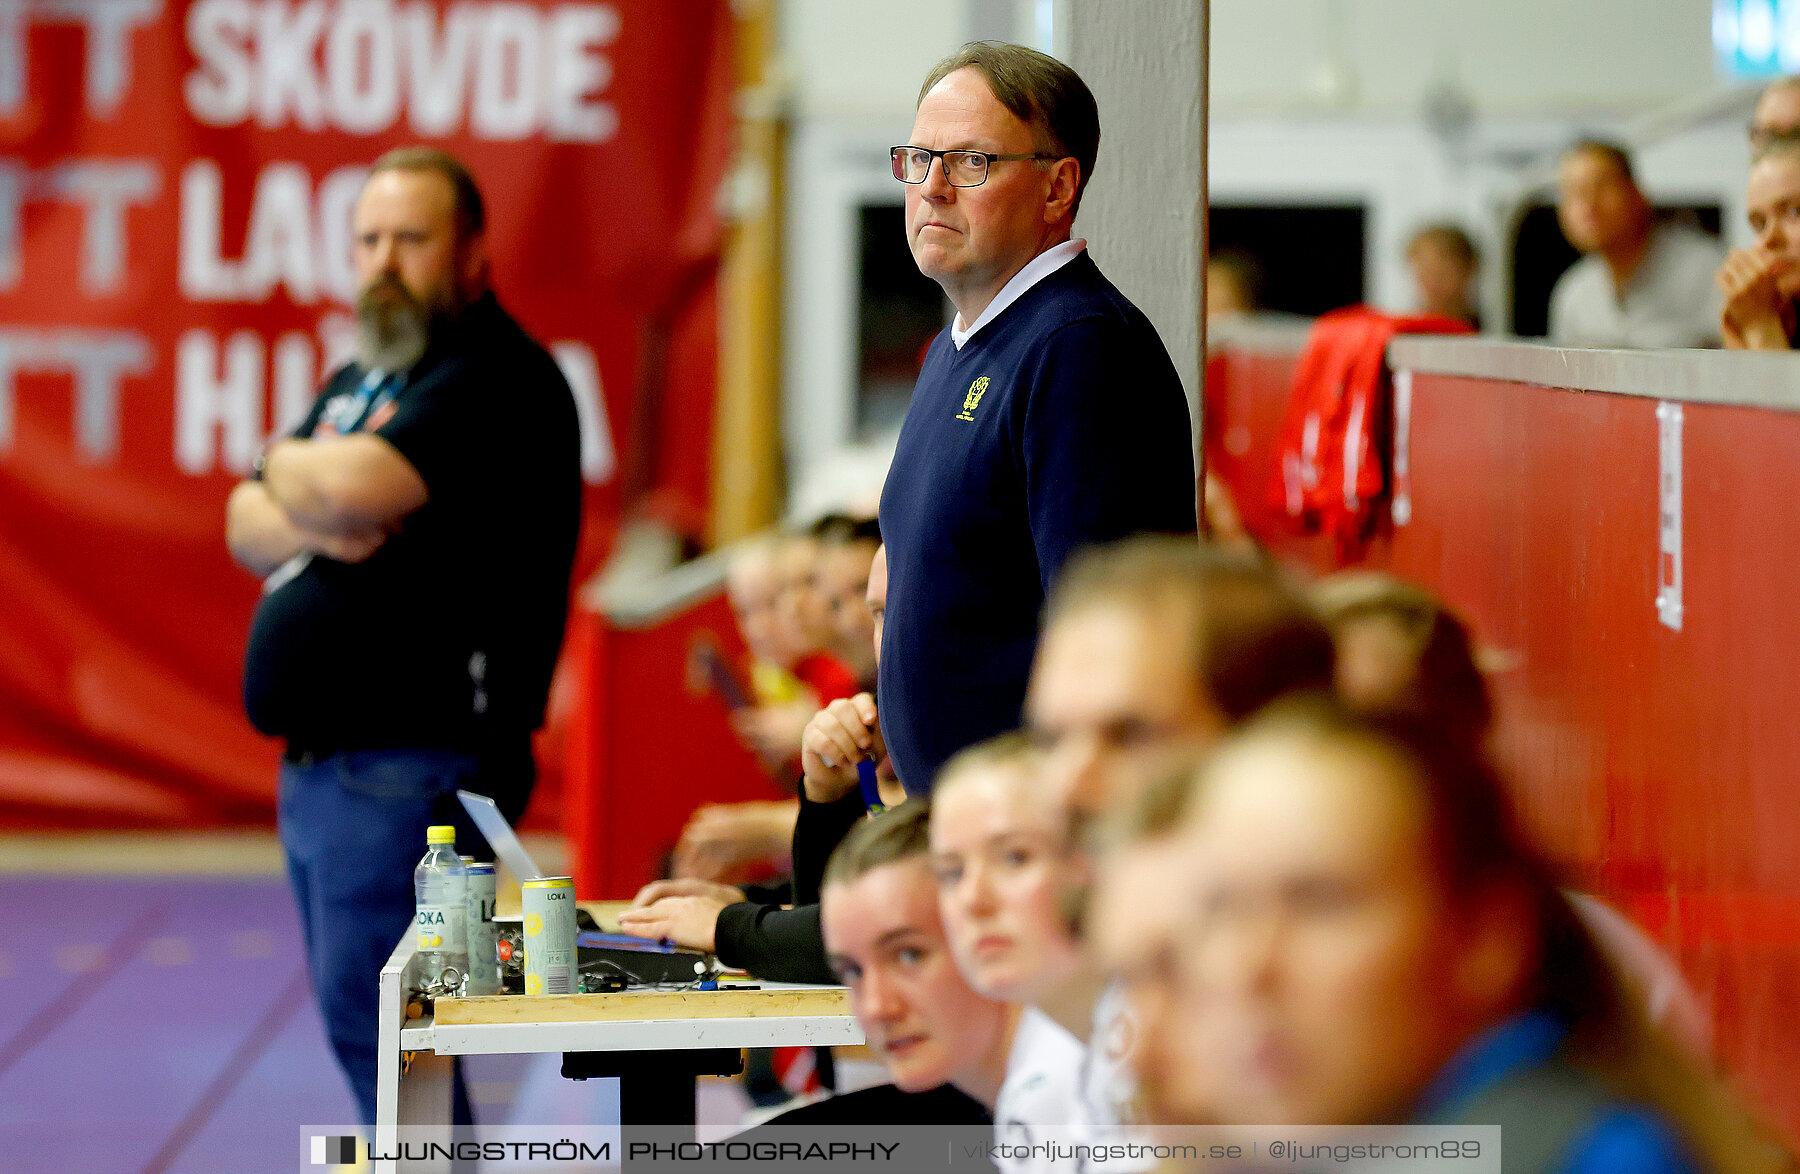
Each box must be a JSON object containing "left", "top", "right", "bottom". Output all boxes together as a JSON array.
[{"left": 374, "top": 932, "right": 863, "bottom": 1173}]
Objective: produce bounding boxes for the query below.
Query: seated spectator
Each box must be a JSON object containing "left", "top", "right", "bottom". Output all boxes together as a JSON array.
[
  {"left": 810, "top": 802, "right": 1016, "bottom": 1121},
  {"left": 1201, "top": 471, "right": 1257, "bottom": 555},
  {"left": 663, "top": 533, "right": 812, "bottom": 886},
  {"left": 623, "top": 547, "right": 900, "bottom": 979},
  {"left": 1206, "top": 249, "right": 1264, "bottom": 328},
  {"left": 670, "top": 799, "right": 797, "bottom": 886},
  {"left": 672, "top": 533, "right": 889, "bottom": 885},
  {"left": 1406, "top": 223, "right": 1481, "bottom": 329},
  {"left": 778, "top": 526, "right": 862, "bottom": 704},
  {"left": 1751, "top": 76, "right": 1800, "bottom": 155},
  {"left": 1156, "top": 699, "right": 1790, "bottom": 1171},
  {"left": 725, "top": 534, "right": 814, "bottom": 773},
  {"left": 929, "top": 738, "right": 1092, "bottom": 1156},
  {"left": 1085, "top": 771, "right": 1216, "bottom": 1129},
  {"left": 1026, "top": 536, "right": 1334, "bottom": 826},
  {"left": 1718, "top": 141, "right": 1800, "bottom": 350},
  {"left": 1310, "top": 570, "right": 1493, "bottom": 749},
  {"left": 1311, "top": 571, "right": 1713, "bottom": 1054},
  {"left": 811, "top": 514, "right": 883, "bottom": 689},
  {"left": 1548, "top": 140, "right": 1722, "bottom": 349},
  {"left": 725, "top": 529, "right": 859, "bottom": 776}
]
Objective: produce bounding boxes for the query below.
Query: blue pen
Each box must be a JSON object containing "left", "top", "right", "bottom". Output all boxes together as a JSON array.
[{"left": 857, "top": 759, "right": 884, "bottom": 814}]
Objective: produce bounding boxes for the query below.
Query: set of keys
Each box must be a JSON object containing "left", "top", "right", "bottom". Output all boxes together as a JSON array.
[{"left": 406, "top": 966, "right": 466, "bottom": 1019}]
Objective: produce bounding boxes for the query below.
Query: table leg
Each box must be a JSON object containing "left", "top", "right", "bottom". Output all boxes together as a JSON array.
[
  {"left": 562, "top": 1048, "right": 743, "bottom": 1135},
  {"left": 375, "top": 943, "right": 408, "bottom": 1174},
  {"left": 393, "top": 1051, "right": 455, "bottom": 1173}
]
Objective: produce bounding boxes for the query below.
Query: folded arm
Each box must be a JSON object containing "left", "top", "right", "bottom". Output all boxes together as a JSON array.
[
  {"left": 226, "top": 432, "right": 425, "bottom": 577},
  {"left": 261, "top": 433, "right": 429, "bottom": 536},
  {"left": 225, "top": 480, "right": 313, "bottom": 577}
]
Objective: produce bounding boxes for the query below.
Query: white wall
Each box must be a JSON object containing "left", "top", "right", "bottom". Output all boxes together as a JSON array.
[
  {"left": 1210, "top": 114, "right": 1755, "bottom": 323},
  {"left": 779, "top": 0, "right": 969, "bottom": 123},
  {"left": 1210, "top": 0, "right": 1720, "bottom": 117},
  {"left": 773, "top": 0, "right": 1760, "bottom": 499}
]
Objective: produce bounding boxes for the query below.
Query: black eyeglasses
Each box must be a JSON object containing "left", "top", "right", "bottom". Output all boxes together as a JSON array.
[{"left": 890, "top": 146, "right": 1059, "bottom": 188}]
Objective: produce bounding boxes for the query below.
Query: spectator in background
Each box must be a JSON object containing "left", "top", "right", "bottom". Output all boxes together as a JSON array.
[
  {"left": 1153, "top": 700, "right": 1792, "bottom": 1173},
  {"left": 1548, "top": 140, "right": 1722, "bottom": 349},
  {"left": 1310, "top": 570, "right": 1493, "bottom": 751},
  {"left": 1205, "top": 248, "right": 1264, "bottom": 328},
  {"left": 1310, "top": 571, "right": 1715, "bottom": 1055},
  {"left": 624, "top": 547, "right": 900, "bottom": 977},
  {"left": 723, "top": 534, "right": 811, "bottom": 775},
  {"left": 1027, "top": 537, "right": 1334, "bottom": 829},
  {"left": 775, "top": 528, "right": 862, "bottom": 704},
  {"left": 725, "top": 531, "right": 859, "bottom": 776},
  {"left": 812, "top": 514, "right": 883, "bottom": 688},
  {"left": 1405, "top": 223, "right": 1481, "bottom": 329},
  {"left": 1199, "top": 250, "right": 1264, "bottom": 553},
  {"left": 816, "top": 803, "right": 1017, "bottom": 1121},
  {"left": 1718, "top": 141, "right": 1800, "bottom": 350},
  {"left": 928, "top": 738, "right": 1090, "bottom": 1154},
  {"left": 880, "top": 42, "right": 1197, "bottom": 798},
  {"left": 727, "top": 534, "right": 802, "bottom": 700},
  {"left": 1751, "top": 76, "right": 1800, "bottom": 154},
  {"left": 671, "top": 525, "right": 884, "bottom": 885}
]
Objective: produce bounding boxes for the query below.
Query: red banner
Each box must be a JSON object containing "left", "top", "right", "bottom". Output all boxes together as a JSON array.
[{"left": 0, "top": 0, "right": 733, "bottom": 826}]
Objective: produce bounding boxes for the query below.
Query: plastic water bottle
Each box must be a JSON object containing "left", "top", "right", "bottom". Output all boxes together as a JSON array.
[{"left": 413, "top": 825, "right": 467, "bottom": 993}]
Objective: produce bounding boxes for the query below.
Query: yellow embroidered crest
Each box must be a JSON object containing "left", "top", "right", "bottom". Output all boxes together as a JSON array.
[{"left": 956, "top": 375, "right": 991, "bottom": 421}]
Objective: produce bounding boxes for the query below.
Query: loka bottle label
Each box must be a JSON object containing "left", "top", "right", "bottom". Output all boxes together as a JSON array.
[{"left": 417, "top": 895, "right": 466, "bottom": 953}]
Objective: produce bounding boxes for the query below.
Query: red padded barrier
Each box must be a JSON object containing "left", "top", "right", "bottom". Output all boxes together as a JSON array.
[
  {"left": 564, "top": 594, "right": 787, "bottom": 899},
  {"left": 1206, "top": 345, "right": 1800, "bottom": 1142}
]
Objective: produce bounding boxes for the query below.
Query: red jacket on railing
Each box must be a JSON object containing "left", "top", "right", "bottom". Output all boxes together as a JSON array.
[{"left": 1270, "top": 306, "right": 1474, "bottom": 558}]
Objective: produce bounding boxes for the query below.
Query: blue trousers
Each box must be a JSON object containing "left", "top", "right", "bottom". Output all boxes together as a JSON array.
[{"left": 278, "top": 746, "right": 525, "bottom": 1129}]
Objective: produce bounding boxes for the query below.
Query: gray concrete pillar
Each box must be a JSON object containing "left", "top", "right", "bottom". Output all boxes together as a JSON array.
[{"left": 1059, "top": 0, "right": 1207, "bottom": 442}]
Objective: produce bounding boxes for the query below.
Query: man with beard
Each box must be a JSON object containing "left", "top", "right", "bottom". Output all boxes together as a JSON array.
[{"left": 225, "top": 147, "right": 581, "bottom": 1128}]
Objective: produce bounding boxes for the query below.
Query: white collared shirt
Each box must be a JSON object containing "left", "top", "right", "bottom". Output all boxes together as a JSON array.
[
  {"left": 952, "top": 238, "right": 1089, "bottom": 350},
  {"left": 993, "top": 1006, "right": 1085, "bottom": 1173}
]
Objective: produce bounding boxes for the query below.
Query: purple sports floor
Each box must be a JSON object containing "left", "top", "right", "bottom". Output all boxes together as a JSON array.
[{"left": 1, "top": 874, "right": 627, "bottom": 1174}]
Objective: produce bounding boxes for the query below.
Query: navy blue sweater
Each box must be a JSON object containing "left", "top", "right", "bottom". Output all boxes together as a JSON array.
[{"left": 877, "top": 251, "right": 1197, "bottom": 795}]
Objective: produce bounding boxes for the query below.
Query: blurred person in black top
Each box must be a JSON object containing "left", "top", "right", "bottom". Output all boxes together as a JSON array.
[{"left": 225, "top": 147, "right": 580, "bottom": 1128}]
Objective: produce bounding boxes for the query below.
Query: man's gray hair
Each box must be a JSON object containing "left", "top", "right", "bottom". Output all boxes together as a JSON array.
[{"left": 918, "top": 42, "right": 1100, "bottom": 218}]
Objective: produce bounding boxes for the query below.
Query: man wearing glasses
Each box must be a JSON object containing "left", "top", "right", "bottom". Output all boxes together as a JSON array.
[{"left": 877, "top": 42, "right": 1196, "bottom": 800}]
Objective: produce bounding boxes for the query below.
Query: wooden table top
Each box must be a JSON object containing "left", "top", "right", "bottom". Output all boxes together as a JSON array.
[{"left": 435, "top": 898, "right": 851, "bottom": 1027}]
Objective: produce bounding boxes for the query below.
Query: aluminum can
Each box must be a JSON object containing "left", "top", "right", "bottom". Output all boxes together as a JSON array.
[
  {"left": 521, "top": 876, "right": 577, "bottom": 996},
  {"left": 463, "top": 862, "right": 502, "bottom": 995}
]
